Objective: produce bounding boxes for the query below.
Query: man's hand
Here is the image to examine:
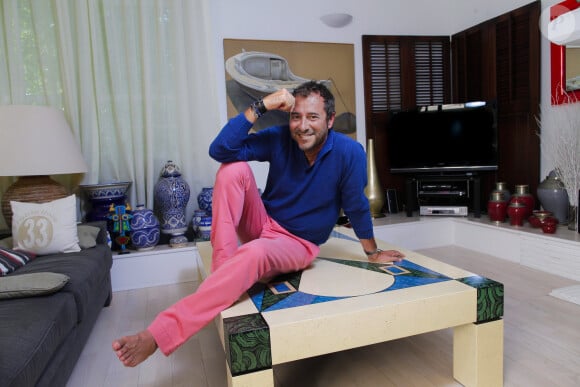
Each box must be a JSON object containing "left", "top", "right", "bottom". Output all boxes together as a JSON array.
[
  {"left": 263, "top": 88, "right": 295, "bottom": 112},
  {"left": 368, "top": 249, "right": 405, "bottom": 264}
]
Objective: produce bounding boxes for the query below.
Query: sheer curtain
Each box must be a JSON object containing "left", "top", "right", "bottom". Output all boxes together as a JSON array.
[{"left": 0, "top": 0, "right": 221, "bottom": 228}]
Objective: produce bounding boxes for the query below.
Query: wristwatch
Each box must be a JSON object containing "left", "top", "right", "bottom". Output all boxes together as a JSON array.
[
  {"left": 250, "top": 99, "right": 267, "bottom": 119},
  {"left": 364, "top": 248, "right": 383, "bottom": 257}
]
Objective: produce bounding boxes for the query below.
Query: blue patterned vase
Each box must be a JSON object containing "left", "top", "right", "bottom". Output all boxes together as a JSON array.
[
  {"left": 130, "top": 204, "right": 160, "bottom": 251},
  {"left": 154, "top": 161, "right": 191, "bottom": 243},
  {"left": 198, "top": 214, "right": 212, "bottom": 241},
  {"left": 197, "top": 187, "right": 214, "bottom": 214},
  {"left": 191, "top": 209, "right": 207, "bottom": 240}
]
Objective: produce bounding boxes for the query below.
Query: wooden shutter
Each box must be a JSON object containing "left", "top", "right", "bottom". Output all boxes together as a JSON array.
[
  {"left": 363, "top": 35, "right": 450, "bottom": 115},
  {"left": 367, "top": 40, "right": 402, "bottom": 112},
  {"left": 414, "top": 40, "right": 449, "bottom": 106}
]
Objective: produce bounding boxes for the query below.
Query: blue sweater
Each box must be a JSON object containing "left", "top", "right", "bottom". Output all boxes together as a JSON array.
[{"left": 209, "top": 113, "right": 374, "bottom": 245}]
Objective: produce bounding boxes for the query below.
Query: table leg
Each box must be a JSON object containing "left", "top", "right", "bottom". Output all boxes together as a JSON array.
[
  {"left": 226, "top": 362, "right": 274, "bottom": 387},
  {"left": 453, "top": 319, "right": 504, "bottom": 387}
]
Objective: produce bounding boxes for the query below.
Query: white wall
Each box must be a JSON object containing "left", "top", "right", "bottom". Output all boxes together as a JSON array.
[{"left": 208, "top": 0, "right": 559, "bottom": 186}]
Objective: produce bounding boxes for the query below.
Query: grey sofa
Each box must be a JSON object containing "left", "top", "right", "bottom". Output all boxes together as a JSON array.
[{"left": 0, "top": 221, "right": 113, "bottom": 387}]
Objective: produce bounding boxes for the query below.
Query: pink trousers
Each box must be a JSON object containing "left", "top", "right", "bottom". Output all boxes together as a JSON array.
[{"left": 148, "top": 162, "right": 320, "bottom": 355}]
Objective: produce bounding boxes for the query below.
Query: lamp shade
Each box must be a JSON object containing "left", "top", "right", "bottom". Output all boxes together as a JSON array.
[{"left": 0, "top": 105, "right": 88, "bottom": 176}]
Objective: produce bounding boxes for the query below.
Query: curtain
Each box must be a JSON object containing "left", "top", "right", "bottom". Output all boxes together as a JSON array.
[{"left": 0, "top": 0, "right": 221, "bottom": 228}]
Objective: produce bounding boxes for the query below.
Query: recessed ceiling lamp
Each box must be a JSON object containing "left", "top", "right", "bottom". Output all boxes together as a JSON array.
[{"left": 320, "top": 13, "right": 353, "bottom": 28}]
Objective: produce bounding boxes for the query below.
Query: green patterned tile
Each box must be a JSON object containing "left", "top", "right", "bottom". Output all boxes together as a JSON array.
[
  {"left": 458, "top": 275, "right": 504, "bottom": 322},
  {"left": 223, "top": 313, "right": 272, "bottom": 375}
]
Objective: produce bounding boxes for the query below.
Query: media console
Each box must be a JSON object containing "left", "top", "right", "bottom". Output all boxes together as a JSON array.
[{"left": 405, "top": 175, "right": 481, "bottom": 218}]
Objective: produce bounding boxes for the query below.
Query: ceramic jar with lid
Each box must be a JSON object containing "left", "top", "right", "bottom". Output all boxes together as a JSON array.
[
  {"left": 537, "top": 170, "right": 569, "bottom": 224},
  {"left": 528, "top": 210, "right": 551, "bottom": 228},
  {"left": 511, "top": 184, "right": 535, "bottom": 218},
  {"left": 198, "top": 214, "right": 212, "bottom": 241},
  {"left": 154, "top": 160, "right": 191, "bottom": 247},
  {"left": 488, "top": 192, "right": 507, "bottom": 223},
  {"left": 491, "top": 181, "right": 511, "bottom": 203},
  {"left": 507, "top": 201, "right": 526, "bottom": 226},
  {"left": 197, "top": 187, "right": 214, "bottom": 215}
]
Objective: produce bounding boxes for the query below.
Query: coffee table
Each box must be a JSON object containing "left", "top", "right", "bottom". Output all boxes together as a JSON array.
[{"left": 196, "top": 228, "right": 504, "bottom": 387}]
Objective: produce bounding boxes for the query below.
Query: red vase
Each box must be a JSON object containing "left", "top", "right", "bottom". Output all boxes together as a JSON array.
[
  {"left": 491, "top": 181, "right": 511, "bottom": 202},
  {"left": 511, "top": 184, "right": 535, "bottom": 218},
  {"left": 507, "top": 202, "right": 526, "bottom": 226},
  {"left": 488, "top": 192, "right": 507, "bottom": 223}
]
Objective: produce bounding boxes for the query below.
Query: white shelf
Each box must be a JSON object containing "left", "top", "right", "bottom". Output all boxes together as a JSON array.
[
  {"left": 371, "top": 214, "right": 580, "bottom": 282},
  {"left": 111, "top": 243, "right": 200, "bottom": 291}
]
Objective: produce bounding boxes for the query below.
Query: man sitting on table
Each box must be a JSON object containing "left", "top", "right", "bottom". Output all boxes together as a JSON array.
[{"left": 112, "top": 80, "right": 404, "bottom": 367}]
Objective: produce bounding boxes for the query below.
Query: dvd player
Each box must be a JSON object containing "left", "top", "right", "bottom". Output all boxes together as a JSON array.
[{"left": 420, "top": 206, "right": 468, "bottom": 216}]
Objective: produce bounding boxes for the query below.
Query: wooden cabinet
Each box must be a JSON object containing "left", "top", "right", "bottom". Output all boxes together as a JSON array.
[
  {"left": 363, "top": 2, "right": 540, "bottom": 212},
  {"left": 453, "top": 2, "right": 541, "bottom": 202}
]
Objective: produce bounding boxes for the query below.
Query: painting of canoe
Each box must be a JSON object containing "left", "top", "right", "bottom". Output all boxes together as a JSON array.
[{"left": 224, "top": 39, "right": 356, "bottom": 135}]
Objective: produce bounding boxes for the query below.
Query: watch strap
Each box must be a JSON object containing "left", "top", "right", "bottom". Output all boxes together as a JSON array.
[
  {"left": 250, "top": 99, "right": 267, "bottom": 119},
  {"left": 364, "top": 248, "right": 383, "bottom": 256}
]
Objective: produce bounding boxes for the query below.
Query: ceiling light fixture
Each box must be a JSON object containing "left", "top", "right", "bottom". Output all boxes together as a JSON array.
[{"left": 320, "top": 13, "right": 353, "bottom": 28}]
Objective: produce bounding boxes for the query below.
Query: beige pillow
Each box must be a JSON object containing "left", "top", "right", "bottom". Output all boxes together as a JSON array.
[
  {"left": 11, "top": 194, "right": 81, "bottom": 255},
  {"left": 77, "top": 225, "right": 100, "bottom": 249},
  {"left": 0, "top": 272, "right": 69, "bottom": 299}
]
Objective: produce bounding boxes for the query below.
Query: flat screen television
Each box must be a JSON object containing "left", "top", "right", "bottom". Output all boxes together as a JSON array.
[{"left": 386, "top": 101, "right": 498, "bottom": 174}]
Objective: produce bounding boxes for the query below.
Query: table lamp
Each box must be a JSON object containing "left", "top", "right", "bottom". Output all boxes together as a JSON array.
[{"left": 0, "top": 105, "right": 88, "bottom": 226}]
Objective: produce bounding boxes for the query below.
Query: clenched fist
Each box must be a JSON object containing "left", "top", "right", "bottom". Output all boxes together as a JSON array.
[{"left": 263, "top": 88, "right": 295, "bottom": 112}]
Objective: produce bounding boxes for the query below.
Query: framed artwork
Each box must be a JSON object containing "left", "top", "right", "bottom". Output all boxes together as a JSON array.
[{"left": 223, "top": 39, "right": 356, "bottom": 137}]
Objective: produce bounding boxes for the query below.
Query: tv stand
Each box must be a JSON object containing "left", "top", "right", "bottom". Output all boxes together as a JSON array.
[{"left": 405, "top": 174, "right": 481, "bottom": 218}]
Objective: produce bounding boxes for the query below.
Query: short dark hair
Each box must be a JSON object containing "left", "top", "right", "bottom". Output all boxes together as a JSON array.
[{"left": 293, "top": 81, "right": 335, "bottom": 120}]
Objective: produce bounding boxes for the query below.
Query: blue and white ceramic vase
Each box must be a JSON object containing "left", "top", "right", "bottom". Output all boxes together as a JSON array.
[
  {"left": 198, "top": 214, "right": 212, "bottom": 241},
  {"left": 191, "top": 209, "right": 207, "bottom": 240},
  {"left": 197, "top": 187, "right": 214, "bottom": 214},
  {"left": 130, "top": 204, "right": 160, "bottom": 251},
  {"left": 154, "top": 161, "right": 190, "bottom": 246}
]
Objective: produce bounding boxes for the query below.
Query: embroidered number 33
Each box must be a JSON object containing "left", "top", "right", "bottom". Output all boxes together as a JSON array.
[{"left": 19, "top": 217, "right": 53, "bottom": 249}]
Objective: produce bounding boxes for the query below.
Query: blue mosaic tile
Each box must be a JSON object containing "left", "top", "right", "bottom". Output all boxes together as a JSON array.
[{"left": 248, "top": 256, "right": 453, "bottom": 312}]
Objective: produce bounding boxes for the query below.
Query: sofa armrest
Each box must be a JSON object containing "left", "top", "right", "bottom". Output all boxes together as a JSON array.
[{"left": 82, "top": 221, "right": 109, "bottom": 246}]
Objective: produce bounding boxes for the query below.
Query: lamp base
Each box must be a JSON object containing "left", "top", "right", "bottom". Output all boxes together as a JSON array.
[{"left": 1, "top": 176, "right": 69, "bottom": 227}]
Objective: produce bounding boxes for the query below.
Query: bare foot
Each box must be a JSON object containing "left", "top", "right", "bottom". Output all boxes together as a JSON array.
[{"left": 112, "top": 330, "right": 158, "bottom": 367}]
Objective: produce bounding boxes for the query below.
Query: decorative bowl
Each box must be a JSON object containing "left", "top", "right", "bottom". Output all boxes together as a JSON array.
[
  {"left": 528, "top": 215, "right": 542, "bottom": 228},
  {"left": 532, "top": 210, "right": 552, "bottom": 221},
  {"left": 529, "top": 210, "right": 555, "bottom": 228},
  {"left": 79, "top": 181, "right": 132, "bottom": 200}
]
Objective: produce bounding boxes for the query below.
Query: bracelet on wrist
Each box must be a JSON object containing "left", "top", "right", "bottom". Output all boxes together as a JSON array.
[
  {"left": 250, "top": 99, "right": 268, "bottom": 119},
  {"left": 364, "top": 248, "right": 383, "bottom": 257}
]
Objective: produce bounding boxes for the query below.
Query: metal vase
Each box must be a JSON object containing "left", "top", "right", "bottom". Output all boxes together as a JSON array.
[{"left": 364, "top": 138, "right": 385, "bottom": 218}]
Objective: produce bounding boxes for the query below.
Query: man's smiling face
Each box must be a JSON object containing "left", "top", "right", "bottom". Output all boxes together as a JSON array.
[{"left": 289, "top": 92, "right": 335, "bottom": 161}]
